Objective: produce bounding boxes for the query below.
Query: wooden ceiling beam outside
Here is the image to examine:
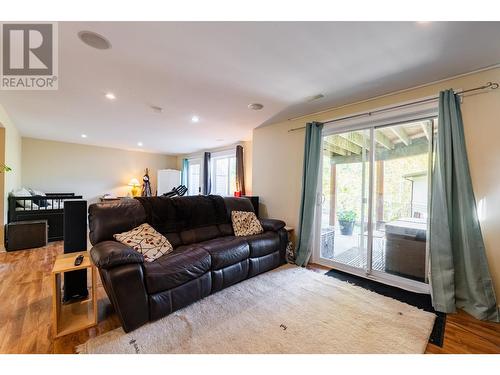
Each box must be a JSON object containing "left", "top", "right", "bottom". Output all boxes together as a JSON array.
[
  {"left": 323, "top": 142, "right": 347, "bottom": 156},
  {"left": 390, "top": 126, "right": 411, "bottom": 146}
]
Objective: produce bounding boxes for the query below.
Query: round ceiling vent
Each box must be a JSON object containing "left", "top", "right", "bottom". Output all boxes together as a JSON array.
[
  {"left": 248, "top": 103, "right": 264, "bottom": 110},
  {"left": 78, "top": 31, "right": 112, "bottom": 50},
  {"left": 307, "top": 94, "right": 325, "bottom": 102}
]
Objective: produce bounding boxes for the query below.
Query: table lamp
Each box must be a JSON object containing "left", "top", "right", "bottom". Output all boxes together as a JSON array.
[{"left": 128, "top": 178, "right": 141, "bottom": 197}]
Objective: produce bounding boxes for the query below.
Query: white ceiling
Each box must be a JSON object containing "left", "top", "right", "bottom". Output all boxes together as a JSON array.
[{"left": 1, "top": 22, "right": 500, "bottom": 154}]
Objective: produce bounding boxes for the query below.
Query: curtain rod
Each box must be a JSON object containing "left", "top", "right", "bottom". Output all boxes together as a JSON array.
[{"left": 287, "top": 81, "right": 499, "bottom": 133}]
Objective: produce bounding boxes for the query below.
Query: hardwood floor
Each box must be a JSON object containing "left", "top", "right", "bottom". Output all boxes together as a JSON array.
[
  {"left": 0, "top": 242, "right": 498, "bottom": 354},
  {"left": 0, "top": 242, "right": 120, "bottom": 354}
]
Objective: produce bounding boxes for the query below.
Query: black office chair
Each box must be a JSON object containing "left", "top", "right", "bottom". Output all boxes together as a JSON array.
[
  {"left": 162, "top": 188, "right": 177, "bottom": 198},
  {"left": 175, "top": 185, "right": 188, "bottom": 196},
  {"left": 162, "top": 185, "right": 188, "bottom": 198}
]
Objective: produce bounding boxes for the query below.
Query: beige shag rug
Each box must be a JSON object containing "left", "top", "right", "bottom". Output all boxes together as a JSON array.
[{"left": 78, "top": 264, "right": 435, "bottom": 354}]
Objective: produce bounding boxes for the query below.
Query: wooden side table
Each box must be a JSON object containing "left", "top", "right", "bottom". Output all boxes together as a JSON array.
[{"left": 51, "top": 251, "right": 97, "bottom": 337}]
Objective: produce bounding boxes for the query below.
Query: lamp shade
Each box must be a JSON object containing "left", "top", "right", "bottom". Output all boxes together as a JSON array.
[{"left": 128, "top": 178, "right": 141, "bottom": 187}]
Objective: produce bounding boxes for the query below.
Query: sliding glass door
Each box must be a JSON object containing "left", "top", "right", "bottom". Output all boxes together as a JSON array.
[
  {"left": 319, "top": 129, "right": 370, "bottom": 272},
  {"left": 315, "top": 118, "right": 436, "bottom": 292}
]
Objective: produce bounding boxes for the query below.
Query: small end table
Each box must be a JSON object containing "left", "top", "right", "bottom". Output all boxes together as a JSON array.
[{"left": 51, "top": 251, "right": 97, "bottom": 337}]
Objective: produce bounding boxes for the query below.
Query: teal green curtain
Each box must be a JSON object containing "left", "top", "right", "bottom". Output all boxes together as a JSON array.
[
  {"left": 430, "top": 89, "right": 499, "bottom": 321},
  {"left": 295, "top": 122, "right": 324, "bottom": 266},
  {"left": 181, "top": 158, "right": 188, "bottom": 186}
]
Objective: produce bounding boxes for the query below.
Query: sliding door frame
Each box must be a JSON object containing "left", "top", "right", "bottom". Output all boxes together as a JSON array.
[{"left": 311, "top": 112, "right": 437, "bottom": 294}]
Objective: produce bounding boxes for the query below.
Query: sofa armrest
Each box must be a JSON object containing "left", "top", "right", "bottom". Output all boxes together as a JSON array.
[
  {"left": 90, "top": 240, "right": 144, "bottom": 270},
  {"left": 99, "top": 263, "right": 149, "bottom": 332},
  {"left": 260, "top": 218, "right": 286, "bottom": 232}
]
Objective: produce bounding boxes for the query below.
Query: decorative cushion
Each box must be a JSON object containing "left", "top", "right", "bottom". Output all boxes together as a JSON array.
[
  {"left": 113, "top": 223, "right": 173, "bottom": 262},
  {"left": 231, "top": 210, "right": 264, "bottom": 237}
]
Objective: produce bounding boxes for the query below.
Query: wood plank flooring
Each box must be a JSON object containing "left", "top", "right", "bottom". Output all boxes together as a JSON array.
[{"left": 0, "top": 242, "right": 498, "bottom": 354}]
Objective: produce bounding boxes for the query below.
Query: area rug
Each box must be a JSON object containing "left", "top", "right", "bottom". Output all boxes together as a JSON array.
[
  {"left": 325, "top": 268, "right": 446, "bottom": 347},
  {"left": 77, "top": 264, "right": 435, "bottom": 354}
]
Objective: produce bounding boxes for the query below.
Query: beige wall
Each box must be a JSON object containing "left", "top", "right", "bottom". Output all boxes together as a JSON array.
[
  {"left": 252, "top": 67, "right": 500, "bottom": 301},
  {"left": 0, "top": 105, "right": 23, "bottom": 251},
  {"left": 22, "top": 138, "right": 177, "bottom": 204}
]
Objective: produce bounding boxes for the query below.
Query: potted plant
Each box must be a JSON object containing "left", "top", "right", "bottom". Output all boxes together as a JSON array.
[{"left": 337, "top": 210, "right": 357, "bottom": 236}]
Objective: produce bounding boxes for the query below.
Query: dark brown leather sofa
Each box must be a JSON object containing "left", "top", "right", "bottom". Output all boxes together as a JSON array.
[{"left": 89, "top": 195, "right": 287, "bottom": 332}]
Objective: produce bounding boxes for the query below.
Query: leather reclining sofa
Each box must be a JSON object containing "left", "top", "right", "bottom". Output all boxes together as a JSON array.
[{"left": 89, "top": 195, "right": 287, "bottom": 332}]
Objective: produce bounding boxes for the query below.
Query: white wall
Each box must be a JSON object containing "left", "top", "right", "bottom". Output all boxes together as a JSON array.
[
  {"left": 252, "top": 67, "right": 500, "bottom": 302},
  {"left": 22, "top": 138, "right": 178, "bottom": 204}
]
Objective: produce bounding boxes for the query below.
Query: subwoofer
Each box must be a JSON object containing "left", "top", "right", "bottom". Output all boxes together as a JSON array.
[{"left": 63, "top": 200, "right": 89, "bottom": 302}]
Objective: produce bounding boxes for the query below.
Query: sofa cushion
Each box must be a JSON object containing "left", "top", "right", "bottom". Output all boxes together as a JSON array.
[
  {"left": 197, "top": 236, "right": 249, "bottom": 269},
  {"left": 113, "top": 223, "right": 173, "bottom": 263},
  {"left": 217, "top": 223, "right": 234, "bottom": 237},
  {"left": 231, "top": 210, "right": 263, "bottom": 236},
  {"left": 164, "top": 232, "right": 183, "bottom": 248},
  {"left": 172, "top": 195, "right": 228, "bottom": 229},
  {"left": 223, "top": 197, "right": 255, "bottom": 220},
  {"left": 143, "top": 247, "right": 211, "bottom": 294},
  {"left": 135, "top": 197, "right": 180, "bottom": 234},
  {"left": 241, "top": 231, "right": 280, "bottom": 258},
  {"left": 179, "top": 225, "right": 221, "bottom": 245},
  {"left": 89, "top": 199, "right": 147, "bottom": 245}
]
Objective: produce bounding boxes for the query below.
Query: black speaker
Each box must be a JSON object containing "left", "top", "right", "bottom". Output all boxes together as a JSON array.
[{"left": 63, "top": 200, "right": 88, "bottom": 302}]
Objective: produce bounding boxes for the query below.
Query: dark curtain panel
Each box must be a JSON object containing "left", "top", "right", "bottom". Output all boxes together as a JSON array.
[
  {"left": 430, "top": 89, "right": 499, "bottom": 321},
  {"left": 235, "top": 145, "right": 245, "bottom": 195},
  {"left": 202, "top": 152, "right": 211, "bottom": 195},
  {"left": 295, "top": 122, "right": 324, "bottom": 266}
]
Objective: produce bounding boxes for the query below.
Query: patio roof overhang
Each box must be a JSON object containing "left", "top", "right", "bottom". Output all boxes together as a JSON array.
[{"left": 323, "top": 119, "right": 434, "bottom": 164}]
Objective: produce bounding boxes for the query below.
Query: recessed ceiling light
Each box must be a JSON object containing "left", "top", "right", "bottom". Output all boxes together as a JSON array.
[
  {"left": 248, "top": 103, "right": 264, "bottom": 110},
  {"left": 416, "top": 21, "right": 431, "bottom": 25},
  {"left": 191, "top": 115, "right": 200, "bottom": 123},
  {"left": 137, "top": 142, "right": 143, "bottom": 147},
  {"left": 81, "top": 134, "right": 87, "bottom": 138},
  {"left": 78, "top": 31, "right": 112, "bottom": 50},
  {"left": 105, "top": 92, "right": 116, "bottom": 100}
]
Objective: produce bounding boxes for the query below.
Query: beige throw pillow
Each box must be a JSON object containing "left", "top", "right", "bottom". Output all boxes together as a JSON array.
[
  {"left": 231, "top": 210, "right": 264, "bottom": 237},
  {"left": 113, "top": 223, "right": 173, "bottom": 262}
]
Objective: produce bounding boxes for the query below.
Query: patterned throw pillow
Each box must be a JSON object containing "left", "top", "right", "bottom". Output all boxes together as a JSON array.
[
  {"left": 113, "top": 223, "right": 173, "bottom": 262},
  {"left": 231, "top": 210, "right": 264, "bottom": 237}
]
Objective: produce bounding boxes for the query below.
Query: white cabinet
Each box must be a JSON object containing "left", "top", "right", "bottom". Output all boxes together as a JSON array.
[{"left": 157, "top": 169, "right": 181, "bottom": 196}]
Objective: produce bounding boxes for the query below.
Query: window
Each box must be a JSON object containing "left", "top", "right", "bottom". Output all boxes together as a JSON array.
[
  {"left": 211, "top": 152, "right": 236, "bottom": 196},
  {"left": 187, "top": 158, "right": 201, "bottom": 196}
]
